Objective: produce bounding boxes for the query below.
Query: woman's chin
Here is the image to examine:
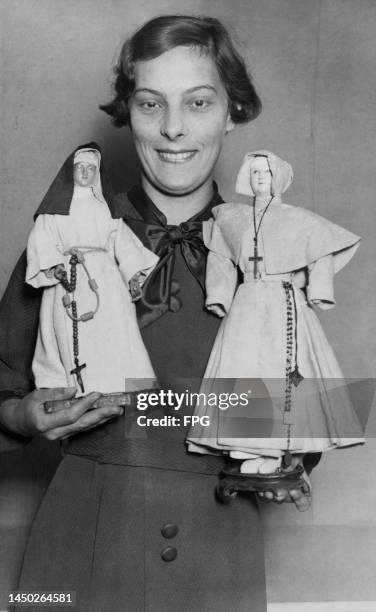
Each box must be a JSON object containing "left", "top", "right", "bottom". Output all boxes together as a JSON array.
[{"left": 146, "top": 176, "right": 209, "bottom": 198}]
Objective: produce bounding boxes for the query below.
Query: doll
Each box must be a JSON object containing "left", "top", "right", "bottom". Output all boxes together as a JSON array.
[
  {"left": 26, "top": 143, "right": 159, "bottom": 395},
  {"left": 187, "top": 150, "right": 364, "bottom": 490}
]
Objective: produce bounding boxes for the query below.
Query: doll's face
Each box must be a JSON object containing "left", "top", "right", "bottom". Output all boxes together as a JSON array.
[
  {"left": 73, "top": 162, "right": 97, "bottom": 187},
  {"left": 249, "top": 156, "right": 272, "bottom": 196}
]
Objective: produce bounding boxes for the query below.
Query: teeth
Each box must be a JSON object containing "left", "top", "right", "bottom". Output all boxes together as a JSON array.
[{"left": 158, "top": 151, "right": 195, "bottom": 162}]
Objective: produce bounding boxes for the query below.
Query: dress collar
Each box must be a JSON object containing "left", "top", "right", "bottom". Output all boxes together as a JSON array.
[{"left": 127, "top": 182, "right": 223, "bottom": 226}]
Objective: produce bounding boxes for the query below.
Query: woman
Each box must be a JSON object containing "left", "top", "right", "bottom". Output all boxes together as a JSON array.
[{"left": 0, "top": 16, "right": 317, "bottom": 612}]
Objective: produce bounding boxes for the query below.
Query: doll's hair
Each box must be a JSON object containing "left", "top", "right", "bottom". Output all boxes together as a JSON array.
[{"left": 100, "top": 15, "right": 261, "bottom": 127}]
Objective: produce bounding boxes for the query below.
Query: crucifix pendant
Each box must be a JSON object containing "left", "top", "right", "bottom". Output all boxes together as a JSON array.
[
  {"left": 70, "top": 358, "right": 86, "bottom": 393},
  {"left": 248, "top": 241, "right": 263, "bottom": 279}
]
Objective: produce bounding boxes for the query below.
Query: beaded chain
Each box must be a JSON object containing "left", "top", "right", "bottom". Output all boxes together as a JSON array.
[
  {"left": 55, "top": 248, "right": 100, "bottom": 393},
  {"left": 282, "top": 281, "right": 304, "bottom": 467},
  {"left": 57, "top": 254, "right": 86, "bottom": 392}
]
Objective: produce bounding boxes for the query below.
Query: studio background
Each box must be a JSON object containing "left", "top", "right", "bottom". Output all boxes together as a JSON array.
[{"left": 1, "top": 0, "right": 375, "bottom": 608}]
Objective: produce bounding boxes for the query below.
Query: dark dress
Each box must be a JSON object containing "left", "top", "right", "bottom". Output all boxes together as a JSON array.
[{"left": 0, "top": 185, "right": 267, "bottom": 612}]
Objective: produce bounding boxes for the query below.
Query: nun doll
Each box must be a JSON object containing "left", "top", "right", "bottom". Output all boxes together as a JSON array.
[
  {"left": 187, "top": 150, "right": 364, "bottom": 503},
  {"left": 26, "top": 143, "right": 158, "bottom": 396}
]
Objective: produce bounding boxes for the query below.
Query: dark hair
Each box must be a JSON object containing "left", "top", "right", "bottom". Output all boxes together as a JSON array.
[{"left": 100, "top": 15, "right": 261, "bottom": 127}]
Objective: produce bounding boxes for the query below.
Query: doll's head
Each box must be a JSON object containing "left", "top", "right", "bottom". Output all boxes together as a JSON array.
[
  {"left": 73, "top": 150, "right": 100, "bottom": 188},
  {"left": 249, "top": 156, "right": 272, "bottom": 197},
  {"left": 72, "top": 148, "right": 106, "bottom": 205},
  {"left": 235, "top": 150, "right": 293, "bottom": 200},
  {"left": 34, "top": 142, "right": 121, "bottom": 219}
]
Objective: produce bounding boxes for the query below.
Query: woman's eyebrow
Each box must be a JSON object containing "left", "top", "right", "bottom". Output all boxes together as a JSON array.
[
  {"left": 133, "top": 85, "right": 218, "bottom": 96},
  {"left": 184, "top": 85, "right": 218, "bottom": 94},
  {"left": 133, "top": 88, "right": 163, "bottom": 96}
]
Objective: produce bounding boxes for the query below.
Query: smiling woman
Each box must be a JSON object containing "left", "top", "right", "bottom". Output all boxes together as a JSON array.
[
  {"left": 129, "top": 46, "right": 234, "bottom": 201},
  {"left": 100, "top": 14, "right": 261, "bottom": 223},
  {"left": 0, "top": 14, "right": 271, "bottom": 612}
]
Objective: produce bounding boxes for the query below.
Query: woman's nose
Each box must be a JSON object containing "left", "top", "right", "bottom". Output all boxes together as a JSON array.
[{"left": 160, "top": 108, "right": 186, "bottom": 140}]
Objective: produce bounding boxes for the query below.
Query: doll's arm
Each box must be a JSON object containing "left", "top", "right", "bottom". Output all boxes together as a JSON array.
[
  {"left": 205, "top": 250, "right": 238, "bottom": 317},
  {"left": 307, "top": 254, "right": 335, "bottom": 310},
  {"left": 114, "top": 220, "right": 159, "bottom": 284},
  {"left": 26, "top": 215, "right": 64, "bottom": 288}
]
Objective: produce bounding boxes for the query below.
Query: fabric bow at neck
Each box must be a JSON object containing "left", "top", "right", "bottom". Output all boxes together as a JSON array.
[
  {"left": 145, "top": 220, "right": 206, "bottom": 289},
  {"left": 126, "top": 184, "right": 223, "bottom": 327}
]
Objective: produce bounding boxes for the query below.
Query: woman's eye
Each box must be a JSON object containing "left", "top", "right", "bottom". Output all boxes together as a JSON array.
[
  {"left": 140, "top": 100, "right": 160, "bottom": 111},
  {"left": 190, "top": 99, "right": 210, "bottom": 110}
]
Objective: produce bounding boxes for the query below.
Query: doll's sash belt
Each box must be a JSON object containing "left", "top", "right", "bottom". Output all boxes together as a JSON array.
[
  {"left": 243, "top": 271, "right": 292, "bottom": 283},
  {"left": 63, "top": 245, "right": 108, "bottom": 257}
]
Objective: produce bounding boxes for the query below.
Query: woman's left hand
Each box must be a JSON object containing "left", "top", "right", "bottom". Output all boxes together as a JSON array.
[{"left": 257, "top": 454, "right": 312, "bottom": 510}]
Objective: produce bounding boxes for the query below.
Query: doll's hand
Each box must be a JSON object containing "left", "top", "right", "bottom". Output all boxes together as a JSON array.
[
  {"left": 43, "top": 264, "right": 65, "bottom": 280},
  {"left": 0, "top": 388, "right": 124, "bottom": 441},
  {"left": 206, "top": 303, "right": 226, "bottom": 318},
  {"left": 129, "top": 272, "right": 144, "bottom": 302},
  {"left": 309, "top": 298, "right": 334, "bottom": 311},
  {"left": 53, "top": 264, "right": 67, "bottom": 282}
]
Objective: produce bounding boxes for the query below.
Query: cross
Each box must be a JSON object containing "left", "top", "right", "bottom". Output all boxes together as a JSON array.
[
  {"left": 70, "top": 357, "right": 86, "bottom": 393},
  {"left": 248, "top": 241, "right": 263, "bottom": 279}
]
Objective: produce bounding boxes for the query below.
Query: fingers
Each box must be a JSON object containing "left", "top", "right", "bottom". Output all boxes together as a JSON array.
[
  {"left": 258, "top": 487, "right": 312, "bottom": 512},
  {"left": 60, "top": 414, "right": 121, "bottom": 439},
  {"left": 41, "top": 392, "right": 102, "bottom": 429},
  {"left": 43, "top": 403, "right": 125, "bottom": 440},
  {"left": 257, "top": 488, "right": 295, "bottom": 504},
  {"left": 272, "top": 487, "right": 289, "bottom": 503},
  {"left": 33, "top": 387, "right": 78, "bottom": 402},
  {"left": 257, "top": 492, "right": 273, "bottom": 503}
]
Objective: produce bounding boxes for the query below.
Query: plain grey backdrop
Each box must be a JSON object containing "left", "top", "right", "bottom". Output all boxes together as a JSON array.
[{"left": 1, "top": 0, "right": 376, "bottom": 607}]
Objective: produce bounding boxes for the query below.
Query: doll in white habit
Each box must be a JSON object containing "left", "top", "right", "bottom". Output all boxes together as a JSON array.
[
  {"left": 26, "top": 143, "right": 158, "bottom": 395},
  {"left": 187, "top": 150, "right": 364, "bottom": 479}
]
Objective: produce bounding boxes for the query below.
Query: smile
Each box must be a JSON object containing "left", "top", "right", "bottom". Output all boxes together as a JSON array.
[{"left": 157, "top": 150, "right": 197, "bottom": 163}]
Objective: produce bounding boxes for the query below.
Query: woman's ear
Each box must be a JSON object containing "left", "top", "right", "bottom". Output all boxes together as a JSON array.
[{"left": 225, "top": 113, "right": 235, "bottom": 134}]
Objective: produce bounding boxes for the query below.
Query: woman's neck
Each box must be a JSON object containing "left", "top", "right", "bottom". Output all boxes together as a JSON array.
[{"left": 141, "top": 176, "right": 214, "bottom": 225}]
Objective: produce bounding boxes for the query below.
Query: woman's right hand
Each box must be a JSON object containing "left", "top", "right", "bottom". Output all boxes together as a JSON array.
[{"left": 0, "top": 387, "right": 124, "bottom": 441}]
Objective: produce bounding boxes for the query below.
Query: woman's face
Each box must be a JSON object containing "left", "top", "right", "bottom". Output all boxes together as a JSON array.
[
  {"left": 249, "top": 157, "right": 272, "bottom": 197},
  {"left": 128, "top": 46, "right": 234, "bottom": 196}
]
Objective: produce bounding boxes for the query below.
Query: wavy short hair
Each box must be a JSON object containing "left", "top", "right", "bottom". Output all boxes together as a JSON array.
[{"left": 100, "top": 15, "right": 262, "bottom": 127}]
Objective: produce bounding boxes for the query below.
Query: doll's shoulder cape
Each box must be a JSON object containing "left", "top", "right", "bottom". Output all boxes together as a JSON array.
[
  {"left": 263, "top": 203, "right": 361, "bottom": 274},
  {"left": 203, "top": 201, "right": 361, "bottom": 274},
  {"left": 202, "top": 202, "right": 251, "bottom": 262}
]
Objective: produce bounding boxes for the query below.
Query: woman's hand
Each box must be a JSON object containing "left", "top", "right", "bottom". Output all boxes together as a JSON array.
[
  {"left": 257, "top": 454, "right": 312, "bottom": 511},
  {"left": 0, "top": 387, "right": 124, "bottom": 441},
  {"left": 257, "top": 484, "right": 311, "bottom": 510}
]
